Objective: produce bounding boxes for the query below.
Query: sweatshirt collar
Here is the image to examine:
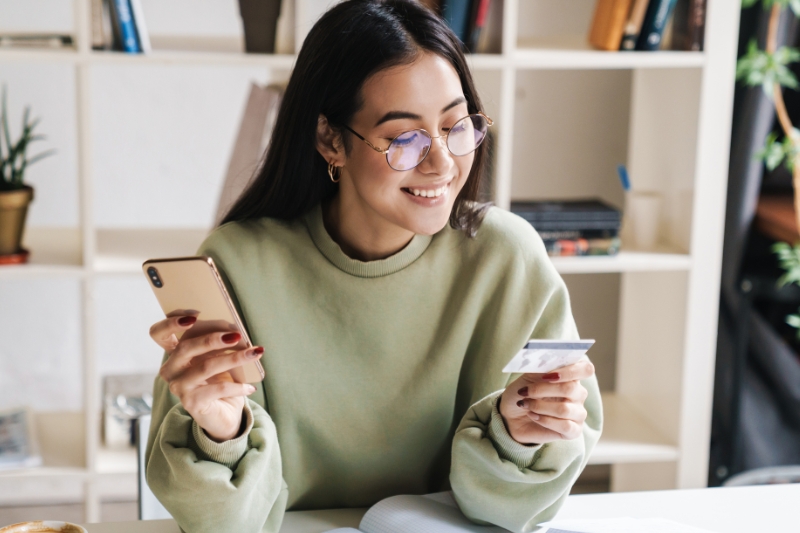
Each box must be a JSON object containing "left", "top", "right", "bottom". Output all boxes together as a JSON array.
[{"left": 305, "top": 204, "right": 432, "bottom": 278}]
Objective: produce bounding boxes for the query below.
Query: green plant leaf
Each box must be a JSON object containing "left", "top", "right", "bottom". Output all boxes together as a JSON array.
[
  {"left": 742, "top": 0, "right": 760, "bottom": 7},
  {"left": 737, "top": 41, "right": 800, "bottom": 96},
  {"left": 26, "top": 149, "right": 56, "bottom": 167},
  {"left": 773, "top": 241, "right": 800, "bottom": 287}
]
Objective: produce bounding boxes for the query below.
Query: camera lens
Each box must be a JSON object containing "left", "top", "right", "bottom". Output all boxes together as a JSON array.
[{"left": 147, "top": 267, "right": 163, "bottom": 288}]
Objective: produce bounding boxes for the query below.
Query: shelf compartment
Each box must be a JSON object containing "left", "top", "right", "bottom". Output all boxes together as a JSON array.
[
  {"left": 551, "top": 248, "right": 691, "bottom": 274},
  {"left": 0, "top": 412, "right": 87, "bottom": 506},
  {"left": 515, "top": 36, "right": 705, "bottom": 70},
  {"left": 0, "top": 227, "right": 84, "bottom": 279},
  {"left": 589, "top": 393, "right": 679, "bottom": 465},
  {"left": 95, "top": 228, "right": 209, "bottom": 273}
]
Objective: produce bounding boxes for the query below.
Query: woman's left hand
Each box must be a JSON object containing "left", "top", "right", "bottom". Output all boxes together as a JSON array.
[{"left": 498, "top": 359, "right": 595, "bottom": 445}]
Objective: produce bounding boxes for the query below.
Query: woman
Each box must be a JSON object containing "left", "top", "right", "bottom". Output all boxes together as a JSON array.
[{"left": 145, "top": 1, "right": 601, "bottom": 532}]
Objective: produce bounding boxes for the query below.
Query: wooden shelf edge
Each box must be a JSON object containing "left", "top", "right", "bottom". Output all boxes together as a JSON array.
[{"left": 551, "top": 250, "right": 691, "bottom": 274}]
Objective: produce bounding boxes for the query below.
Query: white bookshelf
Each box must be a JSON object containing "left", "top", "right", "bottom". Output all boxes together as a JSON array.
[{"left": 0, "top": 0, "right": 740, "bottom": 521}]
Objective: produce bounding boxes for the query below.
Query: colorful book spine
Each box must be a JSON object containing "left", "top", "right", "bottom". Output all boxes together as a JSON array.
[
  {"left": 588, "top": 0, "right": 635, "bottom": 51},
  {"left": 129, "top": 0, "right": 151, "bottom": 53},
  {"left": 442, "top": 0, "right": 472, "bottom": 43},
  {"left": 544, "top": 237, "right": 621, "bottom": 257},
  {"left": 635, "top": 0, "right": 678, "bottom": 51},
  {"left": 466, "top": 0, "right": 491, "bottom": 53},
  {"left": 110, "top": 0, "right": 140, "bottom": 52},
  {"left": 620, "top": 0, "right": 651, "bottom": 51},
  {"left": 670, "top": 0, "right": 705, "bottom": 51}
]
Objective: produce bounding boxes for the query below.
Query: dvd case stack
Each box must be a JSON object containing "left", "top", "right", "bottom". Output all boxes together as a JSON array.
[{"left": 511, "top": 199, "right": 622, "bottom": 257}]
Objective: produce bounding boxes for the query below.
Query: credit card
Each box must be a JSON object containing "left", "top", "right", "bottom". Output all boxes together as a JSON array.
[{"left": 502, "top": 339, "right": 595, "bottom": 374}]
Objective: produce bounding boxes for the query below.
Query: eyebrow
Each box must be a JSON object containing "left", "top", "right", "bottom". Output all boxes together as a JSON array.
[{"left": 373, "top": 96, "right": 468, "bottom": 127}]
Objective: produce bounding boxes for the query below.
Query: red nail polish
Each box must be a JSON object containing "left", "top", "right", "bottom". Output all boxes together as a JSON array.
[
  {"left": 542, "top": 372, "right": 560, "bottom": 381},
  {"left": 517, "top": 386, "right": 528, "bottom": 397},
  {"left": 516, "top": 399, "right": 525, "bottom": 408},
  {"left": 178, "top": 316, "right": 197, "bottom": 326},
  {"left": 222, "top": 332, "right": 241, "bottom": 344},
  {"left": 248, "top": 346, "right": 264, "bottom": 358}
]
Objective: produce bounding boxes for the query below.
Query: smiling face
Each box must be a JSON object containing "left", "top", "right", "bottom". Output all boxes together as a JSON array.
[{"left": 329, "top": 51, "right": 475, "bottom": 239}]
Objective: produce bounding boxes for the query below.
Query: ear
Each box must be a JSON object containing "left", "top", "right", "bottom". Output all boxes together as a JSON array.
[{"left": 316, "top": 114, "right": 346, "bottom": 166}]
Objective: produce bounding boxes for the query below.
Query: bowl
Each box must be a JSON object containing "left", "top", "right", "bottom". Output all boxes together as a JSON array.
[{"left": 0, "top": 522, "right": 87, "bottom": 533}]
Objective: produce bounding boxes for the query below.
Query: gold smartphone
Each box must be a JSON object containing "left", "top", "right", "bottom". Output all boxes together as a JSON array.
[{"left": 142, "top": 256, "right": 265, "bottom": 384}]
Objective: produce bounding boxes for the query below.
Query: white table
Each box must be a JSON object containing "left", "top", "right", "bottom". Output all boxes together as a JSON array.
[{"left": 83, "top": 484, "right": 800, "bottom": 532}]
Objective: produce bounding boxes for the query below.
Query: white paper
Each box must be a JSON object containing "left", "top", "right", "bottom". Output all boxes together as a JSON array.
[
  {"left": 542, "top": 517, "right": 719, "bottom": 533},
  {"left": 502, "top": 340, "right": 595, "bottom": 374}
]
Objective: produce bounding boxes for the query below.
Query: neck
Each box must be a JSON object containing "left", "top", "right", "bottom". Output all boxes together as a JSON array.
[{"left": 322, "top": 191, "right": 415, "bottom": 262}]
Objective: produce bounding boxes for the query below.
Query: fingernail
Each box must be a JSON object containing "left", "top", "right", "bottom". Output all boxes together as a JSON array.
[
  {"left": 542, "top": 372, "right": 560, "bottom": 381},
  {"left": 529, "top": 413, "right": 540, "bottom": 421},
  {"left": 221, "top": 332, "right": 241, "bottom": 344},
  {"left": 178, "top": 316, "right": 197, "bottom": 327},
  {"left": 516, "top": 399, "right": 526, "bottom": 408},
  {"left": 247, "top": 346, "right": 264, "bottom": 358},
  {"left": 517, "top": 386, "right": 528, "bottom": 397},
  {"left": 245, "top": 385, "right": 256, "bottom": 394}
]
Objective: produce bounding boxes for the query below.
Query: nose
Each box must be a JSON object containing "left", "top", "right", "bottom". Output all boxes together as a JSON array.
[{"left": 418, "top": 135, "right": 453, "bottom": 175}]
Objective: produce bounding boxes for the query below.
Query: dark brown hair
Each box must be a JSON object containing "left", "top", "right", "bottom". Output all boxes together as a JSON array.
[{"left": 221, "top": 0, "right": 491, "bottom": 236}]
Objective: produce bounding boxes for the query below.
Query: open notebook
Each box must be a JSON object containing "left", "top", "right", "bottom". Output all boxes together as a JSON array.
[{"left": 324, "top": 492, "right": 509, "bottom": 533}]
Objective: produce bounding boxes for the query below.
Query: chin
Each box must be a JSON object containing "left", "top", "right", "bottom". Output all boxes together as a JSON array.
[{"left": 406, "top": 211, "right": 453, "bottom": 236}]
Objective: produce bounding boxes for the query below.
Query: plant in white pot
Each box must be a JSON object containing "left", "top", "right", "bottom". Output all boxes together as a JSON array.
[{"left": 0, "top": 86, "right": 54, "bottom": 264}]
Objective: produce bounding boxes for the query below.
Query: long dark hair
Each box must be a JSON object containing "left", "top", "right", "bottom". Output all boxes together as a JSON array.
[{"left": 221, "top": 0, "right": 490, "bottom": 236}]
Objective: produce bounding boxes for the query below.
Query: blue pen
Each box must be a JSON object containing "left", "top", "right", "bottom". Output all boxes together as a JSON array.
[{"left": 617, "top": 164, "right": 631, "bottom": 192}]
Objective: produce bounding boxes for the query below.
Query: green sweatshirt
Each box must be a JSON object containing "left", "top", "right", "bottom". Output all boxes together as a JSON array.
[{"left": 145, "top": 204, "right": 602, "bottom": 533}]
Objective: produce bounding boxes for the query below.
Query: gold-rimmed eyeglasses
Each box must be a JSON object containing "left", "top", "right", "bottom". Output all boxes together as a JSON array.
[{"left": 343, "top": 112, "right": 493, "bottom": 171}]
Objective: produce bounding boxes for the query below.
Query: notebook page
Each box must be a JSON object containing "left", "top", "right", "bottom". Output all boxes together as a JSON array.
[{"left": 358, "top": 494, "right": 509, "bottom": 533}]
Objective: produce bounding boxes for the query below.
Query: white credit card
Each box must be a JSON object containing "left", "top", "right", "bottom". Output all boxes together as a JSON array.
[{"left": 502, "top": 339, "right": 595, "bottom": 374}]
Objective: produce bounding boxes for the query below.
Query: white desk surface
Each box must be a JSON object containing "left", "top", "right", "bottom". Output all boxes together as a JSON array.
[{"left": 83, "top": 483, "right": 800, "bottom": 533}]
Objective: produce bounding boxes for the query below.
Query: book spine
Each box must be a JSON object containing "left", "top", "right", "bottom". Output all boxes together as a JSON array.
[
  {"left": 544, "top": 237, "right": 621, "bottom": 257},
  {"left": 636, "top": 0, "right": 678, "bottom": 51},
  {"left": 91, "top": 0, "right": 106, "bottom": 49},
  {"left": 111, "top": 0, "right": 140, "bottom": 53},
  {"left": 128, "top": 0, "right": 151, "bottom": 53},
  {"left": 442, "top": 0, "right": 472, "bottom": 43},
  {"left": 620, "top": 0, "right": 651, "bottom": 51},
  {"left": 588, "top": 0, "right": 635, "bottom": 51},
  {"left": 537, "top": 229, "right": 619, "bottom": 241},
  {"left": 674, "top": 0, "right": 705, "bottom": 51},
  {"left": 466, "top": 0, "right": 491, "bottom": 53}
]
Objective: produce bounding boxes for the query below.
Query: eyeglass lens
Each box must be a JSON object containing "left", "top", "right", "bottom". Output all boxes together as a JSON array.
[{"left": 386, "top": 114, "right": 489, "bottom": 171}]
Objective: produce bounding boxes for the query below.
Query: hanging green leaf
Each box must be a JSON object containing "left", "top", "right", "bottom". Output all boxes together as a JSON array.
[
  {"left": 773, "top": 242, "right": 800, "bottom": 287},
  {"left": 737, "top": 40, "right": 800, "bottom": 97}
]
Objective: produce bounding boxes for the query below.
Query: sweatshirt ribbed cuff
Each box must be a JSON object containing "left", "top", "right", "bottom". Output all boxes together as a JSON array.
[
  {"left": 191, "top": 402, "right": 254, "bottom": 469},
  {"left": 488, "top": 395, "right": 543, "bottom": 469}
]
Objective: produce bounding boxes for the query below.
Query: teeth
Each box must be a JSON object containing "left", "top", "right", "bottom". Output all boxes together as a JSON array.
[{"left": 409, "top": 185, "right": 447, "bottom": 198}]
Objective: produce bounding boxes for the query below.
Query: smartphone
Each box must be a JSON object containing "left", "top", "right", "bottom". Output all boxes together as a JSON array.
[{"left": 142, "top": 255, "right": 265, "bottom": 384}]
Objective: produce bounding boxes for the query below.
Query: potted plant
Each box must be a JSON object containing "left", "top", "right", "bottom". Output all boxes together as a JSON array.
[{"left": 0, "top": 86, "right": 54, "bottom": 264}]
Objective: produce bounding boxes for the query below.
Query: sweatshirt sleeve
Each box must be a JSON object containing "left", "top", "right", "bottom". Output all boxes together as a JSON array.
[
  {"left": 449, "top": 219, "right": 604, "bottom": 533},
  {"left": 145, "top": 372, "right": 289, "bottom": 533}
]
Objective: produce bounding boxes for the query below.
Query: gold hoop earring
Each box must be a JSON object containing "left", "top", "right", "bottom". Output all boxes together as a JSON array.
[{"left": 327, "top": 163, "right": 340, "bottom": 183}]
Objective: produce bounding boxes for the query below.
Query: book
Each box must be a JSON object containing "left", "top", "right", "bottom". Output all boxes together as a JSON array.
[
  {"left": 465, "top": 0, "right": 492, "bottom": 53},
  {"left": 537, "top": 229, "right": 619, "bottom": 241},
  {"left": 588, "top": 0, "right": 635, "bottom": 51},
  {"left": 442, "top": 0, "right": 472, "bottom": 43},
  {"left": 635, "top": 0, "right": 678, "bottom": 51},
  {"left": 0, "top": 35, "right": 73, "bottom": 48},
  {"left": 215, "top": 83, "right": 286, "bottom": 226},
  {"left": 91, "top": 0, "right": 107, "bottom": 49},
  {"left": 0, "top": 407, "right": 42, "bottom": 470},
  {"left": 475, "top": 0, "right": 502, "bottom": 53},
  {"left": 108, "top": 0, "right": 141, "bottom": 53},
  {"left": 510, "top": 199, "right": 622, "bottom": 223},
  {"left": 620, "top": 0, "right": 651, "bottom": 51},
  {"left": 543, "top": 237, "right": 621, "bottom": 257},
  {"left": 324, "top": 491, "right": 509, "bottom": 533},
  {"left": 239, "top": 0, "right": 282, "bottom": 53},
  {"left": 129, "top": 0, "right": 151, "bottom": 53},
  {"left": 670, "top": 0, "right": 705, "bottom": 51}
]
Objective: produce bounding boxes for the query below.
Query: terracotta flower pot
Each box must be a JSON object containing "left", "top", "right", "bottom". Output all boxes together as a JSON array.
[{"left": 0, "top": 185, "right": 34, "bottom": 256}]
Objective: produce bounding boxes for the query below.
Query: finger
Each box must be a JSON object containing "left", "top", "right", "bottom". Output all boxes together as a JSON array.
[
  {"left": 531, "top": 414, "right": 583, "bottom": 440},
  {"left": 149, "top": 315, "right": 199, "bottom": 351},
  {"left": 180, "top": 346, "right": 264, "bottom": 388},
  {"left": 524, "top": 398, "right": 587, "bottom": 423},
  {"left": 183, "top": 382, "right": 258, "bottom": 416},
  {"left": 159, "top": 330, "right": 243, "bottom": 382},
  {"left": 522, "top": 359, "right": 595, "bottom": 384},
  {"left": 519, "top": 381, "right": 588, "bottom": 402}
]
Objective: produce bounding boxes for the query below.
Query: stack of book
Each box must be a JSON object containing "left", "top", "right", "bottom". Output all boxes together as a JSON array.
[
  {"left": 588, "top": 0, "right": 705, "bottom": 52},
  {"left": 421, "top": 0, "right": 502, "bottom": 53},
  {"left": 92, "top": 0, "right": 151, "bottom": 53},
  {"left": 511, "top": 199, "right": 622, "bottom": 257}
]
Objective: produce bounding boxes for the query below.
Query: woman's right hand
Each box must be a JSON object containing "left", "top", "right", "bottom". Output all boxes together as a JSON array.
[{"left": 149, "top": 315, "right": 262, "bottom": 442}]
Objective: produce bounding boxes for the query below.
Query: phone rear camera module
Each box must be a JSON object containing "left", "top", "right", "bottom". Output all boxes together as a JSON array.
[{"left": 147, "top": 267, "right": 163, "bottom": 288}]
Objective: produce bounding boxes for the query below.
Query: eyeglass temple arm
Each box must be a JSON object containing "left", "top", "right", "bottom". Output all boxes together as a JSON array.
[{"left": 342, "top": 125, "right": 389, "bottom": 155}]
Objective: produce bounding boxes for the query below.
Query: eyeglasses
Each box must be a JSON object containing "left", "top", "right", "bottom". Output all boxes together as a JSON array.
[{"left": 343, "top": 113, "right": 493, "bottom": 172}]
